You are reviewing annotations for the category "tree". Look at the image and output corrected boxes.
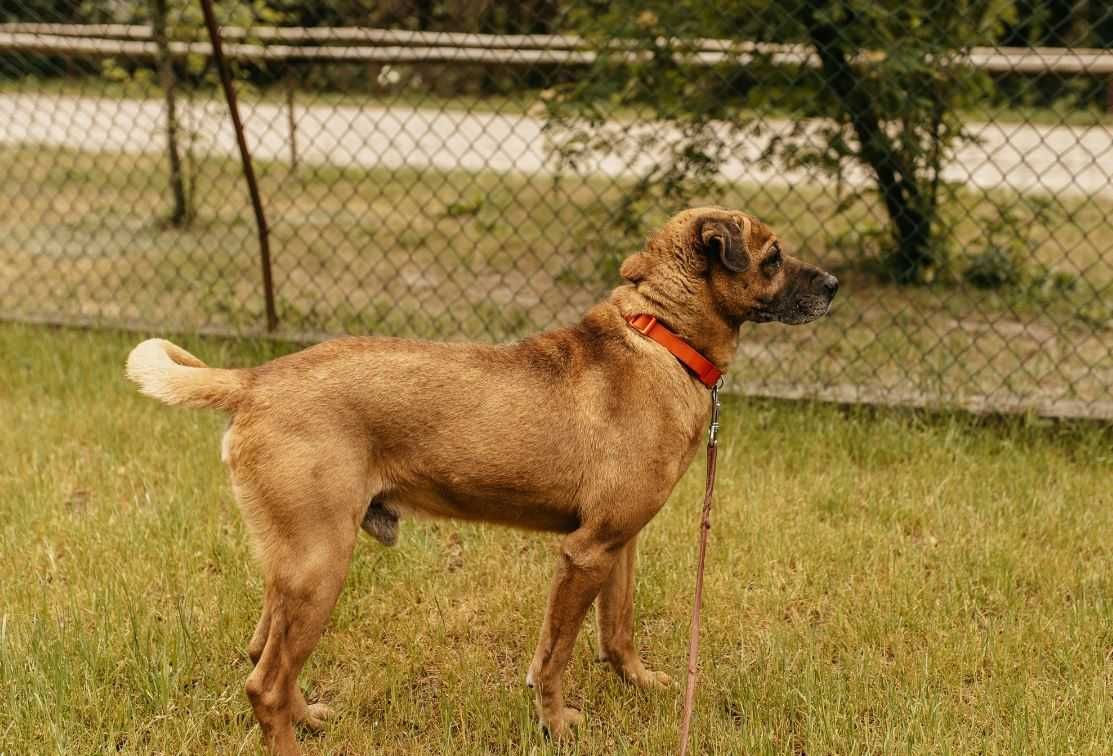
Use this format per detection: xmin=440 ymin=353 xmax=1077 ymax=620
xmin=83 ymin=0 xmax=288 ymax=225
xmin=545 ymin=0 xmax=1017 ymax=283
xmin=149 ymin=0 xmax=188 ymax=227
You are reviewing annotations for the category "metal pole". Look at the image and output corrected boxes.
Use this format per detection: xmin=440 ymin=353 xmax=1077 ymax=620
xmin=198 ymin=0 xmax=278 ymax=331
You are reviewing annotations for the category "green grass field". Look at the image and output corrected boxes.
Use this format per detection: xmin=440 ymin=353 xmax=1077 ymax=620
xmin=1 ymin=322 xmax=1111 ymax=754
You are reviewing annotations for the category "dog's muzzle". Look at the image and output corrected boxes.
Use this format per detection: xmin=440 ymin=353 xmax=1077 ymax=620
xmin=776 ymin=270 xmax=839 ymax=325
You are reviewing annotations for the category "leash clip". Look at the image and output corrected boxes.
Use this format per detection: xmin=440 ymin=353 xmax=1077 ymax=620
xmin=707 ymin=378 xmax=723 ymax=448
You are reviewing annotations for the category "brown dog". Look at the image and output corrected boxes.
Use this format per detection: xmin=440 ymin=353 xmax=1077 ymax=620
xmin=126 ymin=206 xmax=837 ymax=754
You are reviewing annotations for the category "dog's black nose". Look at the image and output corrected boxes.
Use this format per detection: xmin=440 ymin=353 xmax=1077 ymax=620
xmin=822 ymin=274 xmax=839 ymax=297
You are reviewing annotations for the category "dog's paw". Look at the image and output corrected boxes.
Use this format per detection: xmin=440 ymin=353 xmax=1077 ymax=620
xmin=612 ymin=658 xmax=672 ymax=689
xmin=298 ymin=702 xmax=334 ymax=732
xmin=541 ymin=706 xmax=583 ymax=740
xmin=633 ymin=668 xmax=672 ymax=689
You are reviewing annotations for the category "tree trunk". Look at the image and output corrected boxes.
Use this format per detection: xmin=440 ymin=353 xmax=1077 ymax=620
xmin=802 ymin=0 xmax=935 ymax=282
xmin=150 ymin=0 xmax=188 ymax=227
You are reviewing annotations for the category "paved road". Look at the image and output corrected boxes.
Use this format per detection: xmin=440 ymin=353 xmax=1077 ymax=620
xmin=2 ymin=93 xmax=1111 ymax=197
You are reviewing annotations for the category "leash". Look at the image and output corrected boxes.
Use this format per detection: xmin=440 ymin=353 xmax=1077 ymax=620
xmin=678 ymin=379 xmax=722 ymax=756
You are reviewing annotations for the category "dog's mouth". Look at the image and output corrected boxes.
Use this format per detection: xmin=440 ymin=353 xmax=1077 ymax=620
xmin=776 ymin=295 xmax=835 ymax=325
xmin=774 ymin=287 xmax=838 ymax=325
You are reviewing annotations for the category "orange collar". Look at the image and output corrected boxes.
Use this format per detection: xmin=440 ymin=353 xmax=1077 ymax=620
xmin=625 ymin=314 xmax=723 ymax=389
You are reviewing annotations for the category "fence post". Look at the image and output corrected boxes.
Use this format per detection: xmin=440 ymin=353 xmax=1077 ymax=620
xmin=198 ymin=0 xmax=278 ymax=332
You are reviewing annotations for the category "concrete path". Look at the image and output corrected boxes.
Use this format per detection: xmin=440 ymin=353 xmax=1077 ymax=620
xmin=2 ymin=93 xmax=1111 ymax=197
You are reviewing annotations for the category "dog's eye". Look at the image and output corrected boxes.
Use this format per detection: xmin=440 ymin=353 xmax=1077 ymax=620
xmin=763 ymin=244 xmax=782 ymax=274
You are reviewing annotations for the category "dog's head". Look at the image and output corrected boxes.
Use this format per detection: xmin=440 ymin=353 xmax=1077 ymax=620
xmin=620 ymin=207 xmax=838 ymax=327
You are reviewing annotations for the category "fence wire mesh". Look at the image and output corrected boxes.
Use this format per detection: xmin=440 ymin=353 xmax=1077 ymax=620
xmin=1 ymin=2 xmax=1112 ymax=418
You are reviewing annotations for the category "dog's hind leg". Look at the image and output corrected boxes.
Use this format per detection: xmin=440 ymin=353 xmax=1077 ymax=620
xmin=594 ymin=535 xmax=671 ymax=688
xmin=246 ymin=522 xmax=356 ymax=755
xmin=249 ymin=580 xmax=339 ymax=738
xmin=238 ymin=454 xmax=364 ymax=756
xmin=248 ymin=586 xmax=332 ymax=733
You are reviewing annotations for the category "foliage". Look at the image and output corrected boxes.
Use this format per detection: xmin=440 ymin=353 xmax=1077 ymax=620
xmin=0 ymin=0 xmax=75 ymax=22
xmin=544 ymin=0 xmax=1019 ymax=283
xmin=963 ymin=197 xmax=1078 ymax=300
xmin=964 ymin=246 xmax=1024 ymax=289
xmin=271 ymin=0 xmax=562 ymax=34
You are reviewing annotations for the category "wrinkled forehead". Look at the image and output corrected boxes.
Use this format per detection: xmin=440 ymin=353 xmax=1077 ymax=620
xmin=667 ymin=206 xmax=779 ymax=257
xmin=736 ymin=212 xmax=777 ymax=256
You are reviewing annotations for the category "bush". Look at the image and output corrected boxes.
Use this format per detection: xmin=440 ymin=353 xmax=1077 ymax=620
xmin=964 ymin=247 xmax=1024 ymax=290
xmin=962 ymin=197 xmax=1074 ymax=294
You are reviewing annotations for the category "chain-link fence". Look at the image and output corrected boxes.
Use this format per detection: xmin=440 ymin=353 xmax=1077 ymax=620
xmin=2 ymin=2 xmax=1112 ymax=418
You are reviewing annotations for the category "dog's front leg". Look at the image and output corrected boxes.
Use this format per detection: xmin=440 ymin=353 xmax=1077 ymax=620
xmin=595 ymin=535 xmax=672 ymax=688
xmin=527 ymin=528 xmax=624 ymax=739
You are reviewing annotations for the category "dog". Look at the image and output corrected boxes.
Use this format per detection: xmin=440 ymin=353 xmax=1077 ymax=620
xmin=126 ymin=206 xmax=837 ymax=754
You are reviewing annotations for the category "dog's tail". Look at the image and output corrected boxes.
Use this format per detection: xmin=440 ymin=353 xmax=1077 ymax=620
xmin=126 ymin=339 xmax=246 ymax=411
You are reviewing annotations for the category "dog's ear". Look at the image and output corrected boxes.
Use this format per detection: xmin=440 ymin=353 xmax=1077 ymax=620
xmin=619 ymin=252 xmax=650 ymax=283
xmin=698 ymin=216 xmax=748 ymax=273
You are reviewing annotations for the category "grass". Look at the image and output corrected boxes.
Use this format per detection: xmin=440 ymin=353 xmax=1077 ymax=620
xmin=1 ymin=321 xmax=1112 ymax=754
xmin=2 ymin=143 xmax=1112 ymax=416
